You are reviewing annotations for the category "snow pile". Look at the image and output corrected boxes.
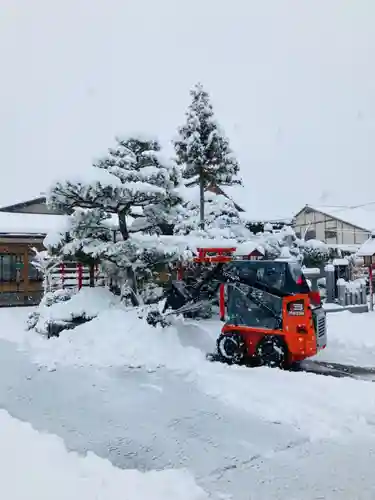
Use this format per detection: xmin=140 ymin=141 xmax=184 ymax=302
xmin=22 ymin=309 xmax=205 ymax=371
xmin=315 ymin=311 xmax=375 ymax=368
xmin=29 ymin=287 xmax=120 ymax=335
xmin=0 ymin=409 xmax=207 ymax=500
xmin=40 ymin=287 xmax=119 ymax=321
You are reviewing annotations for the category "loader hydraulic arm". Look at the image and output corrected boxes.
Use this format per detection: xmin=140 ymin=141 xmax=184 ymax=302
xmin=146 ymin=261 xmax=290 ymax=327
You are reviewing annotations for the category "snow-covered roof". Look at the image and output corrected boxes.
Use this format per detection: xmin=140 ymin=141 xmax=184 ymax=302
xmin=234 ymin=241 xmax=265 ymax=256
xmin=304 ymin=205 xmax=375 ymax=232
xmin=357 ymin=235 xmax=375 ymax=257
xmin=0 ymin=213 xmax=70 ymax=236
xmin=0 ymin=195 xmax=46 ymax=213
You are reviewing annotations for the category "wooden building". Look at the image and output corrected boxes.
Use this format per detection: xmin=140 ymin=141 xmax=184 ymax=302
xmin=0 ymin=198 xmax=66 ymax=306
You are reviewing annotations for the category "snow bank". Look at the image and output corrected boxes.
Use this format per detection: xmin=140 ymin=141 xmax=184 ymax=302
xmin=39 ymin=287 xmax=119 ymax=323
xmin=0 ymin=409 xmax=207 ymax=500
xmin=196 ymin=362 xmax=375 ymax=441
xmin=22 ymin=309 xmax=205 ymax=371
xmin=315 ymin=311 xmax=375 ymax=368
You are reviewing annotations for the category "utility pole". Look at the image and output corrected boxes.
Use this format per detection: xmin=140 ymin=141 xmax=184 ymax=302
xmin=199 ymin=165 xmax=205 ymax=230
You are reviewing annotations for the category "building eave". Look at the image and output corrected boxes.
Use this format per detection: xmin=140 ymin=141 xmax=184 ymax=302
xmin=0 ymin=196 xmax=47 ymax=213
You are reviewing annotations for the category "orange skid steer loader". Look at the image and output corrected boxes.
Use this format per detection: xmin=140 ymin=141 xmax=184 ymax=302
xmin=147 ymin=247 xmax=327 ymax=369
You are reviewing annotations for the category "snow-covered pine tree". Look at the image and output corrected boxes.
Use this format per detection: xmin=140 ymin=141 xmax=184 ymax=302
xmin=49 ymin=135 xmax=182 ymax=241
xmin=47 ymin=135 xmax=187 ymax=303
xmin=44 ymin=207 xmax=113 ymax=268
xmin=174 ymin=189 xmax=250 ymax=241
xmin=95 ymin=135 xmax=184 ymax=236
xmin=174 ymin=83 xmax=241 ymax=228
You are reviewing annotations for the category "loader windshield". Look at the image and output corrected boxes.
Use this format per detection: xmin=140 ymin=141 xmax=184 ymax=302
xmin=226 ymin=283 xmax=283 ymax=330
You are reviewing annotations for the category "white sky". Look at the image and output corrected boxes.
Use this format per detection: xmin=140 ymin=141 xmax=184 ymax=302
xmin=1 ymin=0 xmax=374 ymax=220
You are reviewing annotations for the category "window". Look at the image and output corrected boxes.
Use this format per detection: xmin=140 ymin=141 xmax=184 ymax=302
xmin=325 ymin=219 xmax=337 ymax=229
xmin=304 ymin=230 xmax=316 ymax=241
xmin=0 ymin=254 xmax=24 ymax=282
xmin=325 ymin=229 xmax=337 ymax=240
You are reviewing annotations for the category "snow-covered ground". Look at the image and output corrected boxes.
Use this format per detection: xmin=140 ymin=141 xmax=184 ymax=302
xmin=314 ymin=310 xmax=375 ymax=368
xmin=0 ymin=409 xmax=207 ymax=500
xmin=1 ymin=300 xmax=375 ymax=498
xmin=1 ymin=302 xmax=375 ymax=441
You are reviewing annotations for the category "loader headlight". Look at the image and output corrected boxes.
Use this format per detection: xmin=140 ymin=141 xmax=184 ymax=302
xmin=296 ymin=325 xmax=308 ymax=334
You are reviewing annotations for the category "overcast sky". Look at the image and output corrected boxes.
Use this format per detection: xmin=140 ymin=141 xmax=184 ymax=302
xmin=1 ymin=0 xmax=374 ymax=220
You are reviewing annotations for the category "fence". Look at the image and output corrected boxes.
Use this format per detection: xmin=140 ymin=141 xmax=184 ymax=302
xmin=46 ymin=262 xmax=104 ymax=292
xmin=336 ymin=278 xmax=367 ymax=307
xmin=303 ymin=264 xmax=368 ymax=310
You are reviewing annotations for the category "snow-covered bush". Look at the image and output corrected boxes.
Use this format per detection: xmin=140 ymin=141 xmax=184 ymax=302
xmin=299 ymin=238 xmax=330 ymax=267
xmin=27 ymin=288 xmax=76 ymax=331
xmin=232 ymin=226 xmax=328 ymax=266
xmin=140 ymin=282 xmax=165 ymax=305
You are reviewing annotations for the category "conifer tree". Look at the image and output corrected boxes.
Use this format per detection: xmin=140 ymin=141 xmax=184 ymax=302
xmin=174 ymin=83 xmax=241 ymax=228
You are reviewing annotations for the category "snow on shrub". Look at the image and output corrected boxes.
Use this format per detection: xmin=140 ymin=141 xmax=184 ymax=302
xmin=299 ymin=238 xmax=329 ymax=267
xmin=28 ymin=287 xmax=120 ymax=336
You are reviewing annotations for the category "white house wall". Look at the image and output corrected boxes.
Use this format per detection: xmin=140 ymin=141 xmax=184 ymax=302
xmin=294 ymin=208 xmax=370 ymax=245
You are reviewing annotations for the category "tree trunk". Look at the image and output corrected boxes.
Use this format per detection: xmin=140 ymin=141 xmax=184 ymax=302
xmin=89 ymin=264 xmax=95 ymax=287
xmin=117 ymin=208 xmax=139 ymax=306
xmin=118 ymin=209 xmax=129 ymax=241
xmin=199 ymin=167 xmax=205 ymax=230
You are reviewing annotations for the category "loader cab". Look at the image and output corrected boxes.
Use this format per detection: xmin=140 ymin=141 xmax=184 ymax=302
xmin=225 ymin=260 xmax=312 ymax=297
